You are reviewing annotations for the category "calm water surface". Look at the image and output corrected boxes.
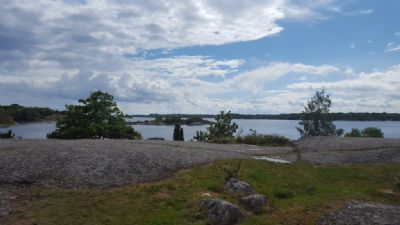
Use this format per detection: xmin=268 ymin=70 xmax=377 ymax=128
xmin=1 ymin=118 xmax=400 ymax=140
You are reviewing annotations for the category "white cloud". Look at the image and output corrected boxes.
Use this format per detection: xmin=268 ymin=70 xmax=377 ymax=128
xmin=386 ymin=42 xmax=400 ymax=52
xmin=224 ymin=62 xmax=339 ymax=92
xmin=350 ymin=42 xmax=356 ymax=49
xmin=287 ymin=65 xmax=400 ymax=112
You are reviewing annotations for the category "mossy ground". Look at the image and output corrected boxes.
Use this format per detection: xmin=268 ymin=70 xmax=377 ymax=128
xmin=6 ymin=160 xmax=400 ymax=225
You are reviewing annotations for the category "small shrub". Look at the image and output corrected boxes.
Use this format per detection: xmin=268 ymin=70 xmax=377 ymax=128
xmin=236 ymin=129 xmax=291 ymax=147
xmin=223 ymin=160 xmax=242 ymax=182
xmin=273 ymin=188 xmax=295 ymax=199
xmin=344 ymin=128 xmax=362 ymax=137
xmin=193 ymin=130 xmax=209 ymax=142
xmin=0 ymin=129 xmax=15 ymax=138
xmin=362 ymin=127 xmax=384 ymax=138
xmin=344 ymin=127 xmax=384 ymax=138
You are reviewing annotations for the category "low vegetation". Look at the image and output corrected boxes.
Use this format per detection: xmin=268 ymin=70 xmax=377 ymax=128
xmin=236 ymin=130 xmax=292 ymax=147
xmin=344 ymin=127 xmax=384 ymax=138
xmin=5 ymin=160 xmax=400 ymax=225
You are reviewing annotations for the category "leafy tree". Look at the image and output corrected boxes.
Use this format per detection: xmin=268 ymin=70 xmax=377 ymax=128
xmin=47 ymin=91 xmax=142 ymax=139
xmin=194 ymin=111 xmax=238 ymax=142
xmin=0 ymin=108 xmax=15 ymax=126
xmin=344 ymin=128 xmax=362 ymax=137
xmin=173 ymin=124 xmax=184 ymax=141
xmin=297 ymin=90 xmax=343 ymax=138
xmin=361 ymin=127 xmax=384 ymax=138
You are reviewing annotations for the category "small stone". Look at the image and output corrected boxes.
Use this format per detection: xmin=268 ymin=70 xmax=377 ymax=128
xmin=239 ymin=194 xmax=267 ymax=214
xmin=201 ymin=192 xmax=212 ymax=198
xmin=201 ymin=198 xmax=245 ymax=225
xmin=225 ymin=178 xmax=255 ymax=196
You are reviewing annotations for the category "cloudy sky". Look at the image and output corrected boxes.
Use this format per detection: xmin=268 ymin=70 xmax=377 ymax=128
xmin=1 ymin=0 xmax=400 ymax=114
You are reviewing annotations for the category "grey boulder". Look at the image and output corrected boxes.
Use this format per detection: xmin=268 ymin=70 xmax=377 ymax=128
xmin=201 ymin=198 xmax=245 ymax=225
xmin=225 ymin=178 xmax=255 ymax=196
xmin=239 ymin=194 xmax=267 ymax=214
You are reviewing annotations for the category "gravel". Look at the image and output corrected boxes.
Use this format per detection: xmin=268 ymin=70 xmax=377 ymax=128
xmin=0 ymin=139 xmax=251 ymax=188
xmin=295 ymin=137 xmax=400 ymax=164
xmin=318 ymin=201 xmax=400 ymax=225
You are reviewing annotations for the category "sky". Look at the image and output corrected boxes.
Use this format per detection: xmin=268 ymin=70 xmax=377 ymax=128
xmin=1 ymin=0 xmax=400 ymax=114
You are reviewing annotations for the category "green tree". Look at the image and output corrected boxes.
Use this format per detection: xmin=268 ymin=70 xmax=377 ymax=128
xmin=361 ymin=127 xmax=384 ymax=138
xmin=47 ymin=91 xmax=142 ymax=139
xmin=0 ymin=108 xmax=15 ymax=126
xmin=194 ymin=111 xmax=238 ymax=142
xmin=297 ymin=90 xmax=343 ymax=138
xmin=344 ymin=128 xmax=362 ymax=137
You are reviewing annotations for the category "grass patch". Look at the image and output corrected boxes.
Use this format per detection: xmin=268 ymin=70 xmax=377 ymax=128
xmin=5 ymin=160 xmax=400 ymax=225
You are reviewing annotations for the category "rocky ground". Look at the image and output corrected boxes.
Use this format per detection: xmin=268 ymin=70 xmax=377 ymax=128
xmin=0 ymin=137 xmax=400 ymax=223
xmin=317 ymin=201 xmax=400 ymax=225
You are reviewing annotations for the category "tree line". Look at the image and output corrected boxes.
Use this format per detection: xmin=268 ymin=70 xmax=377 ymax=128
xmin=0 ymin=104 xmax=62 ymax=125
xmin=146 ymin=112 xmax=400 ymax=121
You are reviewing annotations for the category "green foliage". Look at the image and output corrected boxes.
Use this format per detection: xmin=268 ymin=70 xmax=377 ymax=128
xmin=209 ymin=111 xmax=238 ymax=138
xmin=193 ymin=130 xmax=209 ymax=142
xmin=184 ymin=116 xmax=205 ymax=125
xmin=344 ymin=127 xmax=384 ymax=138
xmin=236 ymin=129 xmax=291 ymax=147
xmin=194 ymin=111 xmax=238 ymax=142
xmin=223 ymin=160 xmax=242 ymax=182
xmin=297 ymin=90 xmax=343 ymax=138
xmin=47 ymin=91 xmax=142 ymax=140
xmin=344 ymin=128 xmax=362 ymax=137
xmin=361 ymin=127 xmax=384 ymax=138
xmin=163 ymin=116 xmax=182 ymax=125
xmin=173 ymin=124 xmax=184 ymax=141
xmin=0 ymin=104 xmax=60 ymax=123
xmin=0 ymin=108 xmax=15 ymax=126
xmin=0 ymin=129 xmax=15 ymax=138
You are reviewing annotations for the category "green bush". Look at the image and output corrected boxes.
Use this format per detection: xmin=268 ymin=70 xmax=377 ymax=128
xmin=344 ymin=127 xmax=384 ymax=138
xmin=0 ymin=129 xmax=15 ymax=138
xmin=236 ymin=129 xmax=291 ymax=147
xmin=344 ymin=128 xmax=362 ymax=137
xmin=362 ymin=127 xmax=384 ymax=138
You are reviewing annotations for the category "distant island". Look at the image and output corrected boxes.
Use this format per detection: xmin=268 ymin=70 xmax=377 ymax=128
xmin=0 ymin=104 xmax=63 ymax=127
xmin=131 ymin=112 xmax=400 ymax=121
xmin=127 ymin=116 xmax=212 ymax=126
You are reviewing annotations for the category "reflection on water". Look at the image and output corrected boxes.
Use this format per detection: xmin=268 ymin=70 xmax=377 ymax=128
xmin=1 ymin=118 xmax=400 ymax=140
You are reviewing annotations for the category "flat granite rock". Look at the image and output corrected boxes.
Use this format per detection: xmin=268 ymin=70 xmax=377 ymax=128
xmin=318 ymin=201 xmax=400 ymax=225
